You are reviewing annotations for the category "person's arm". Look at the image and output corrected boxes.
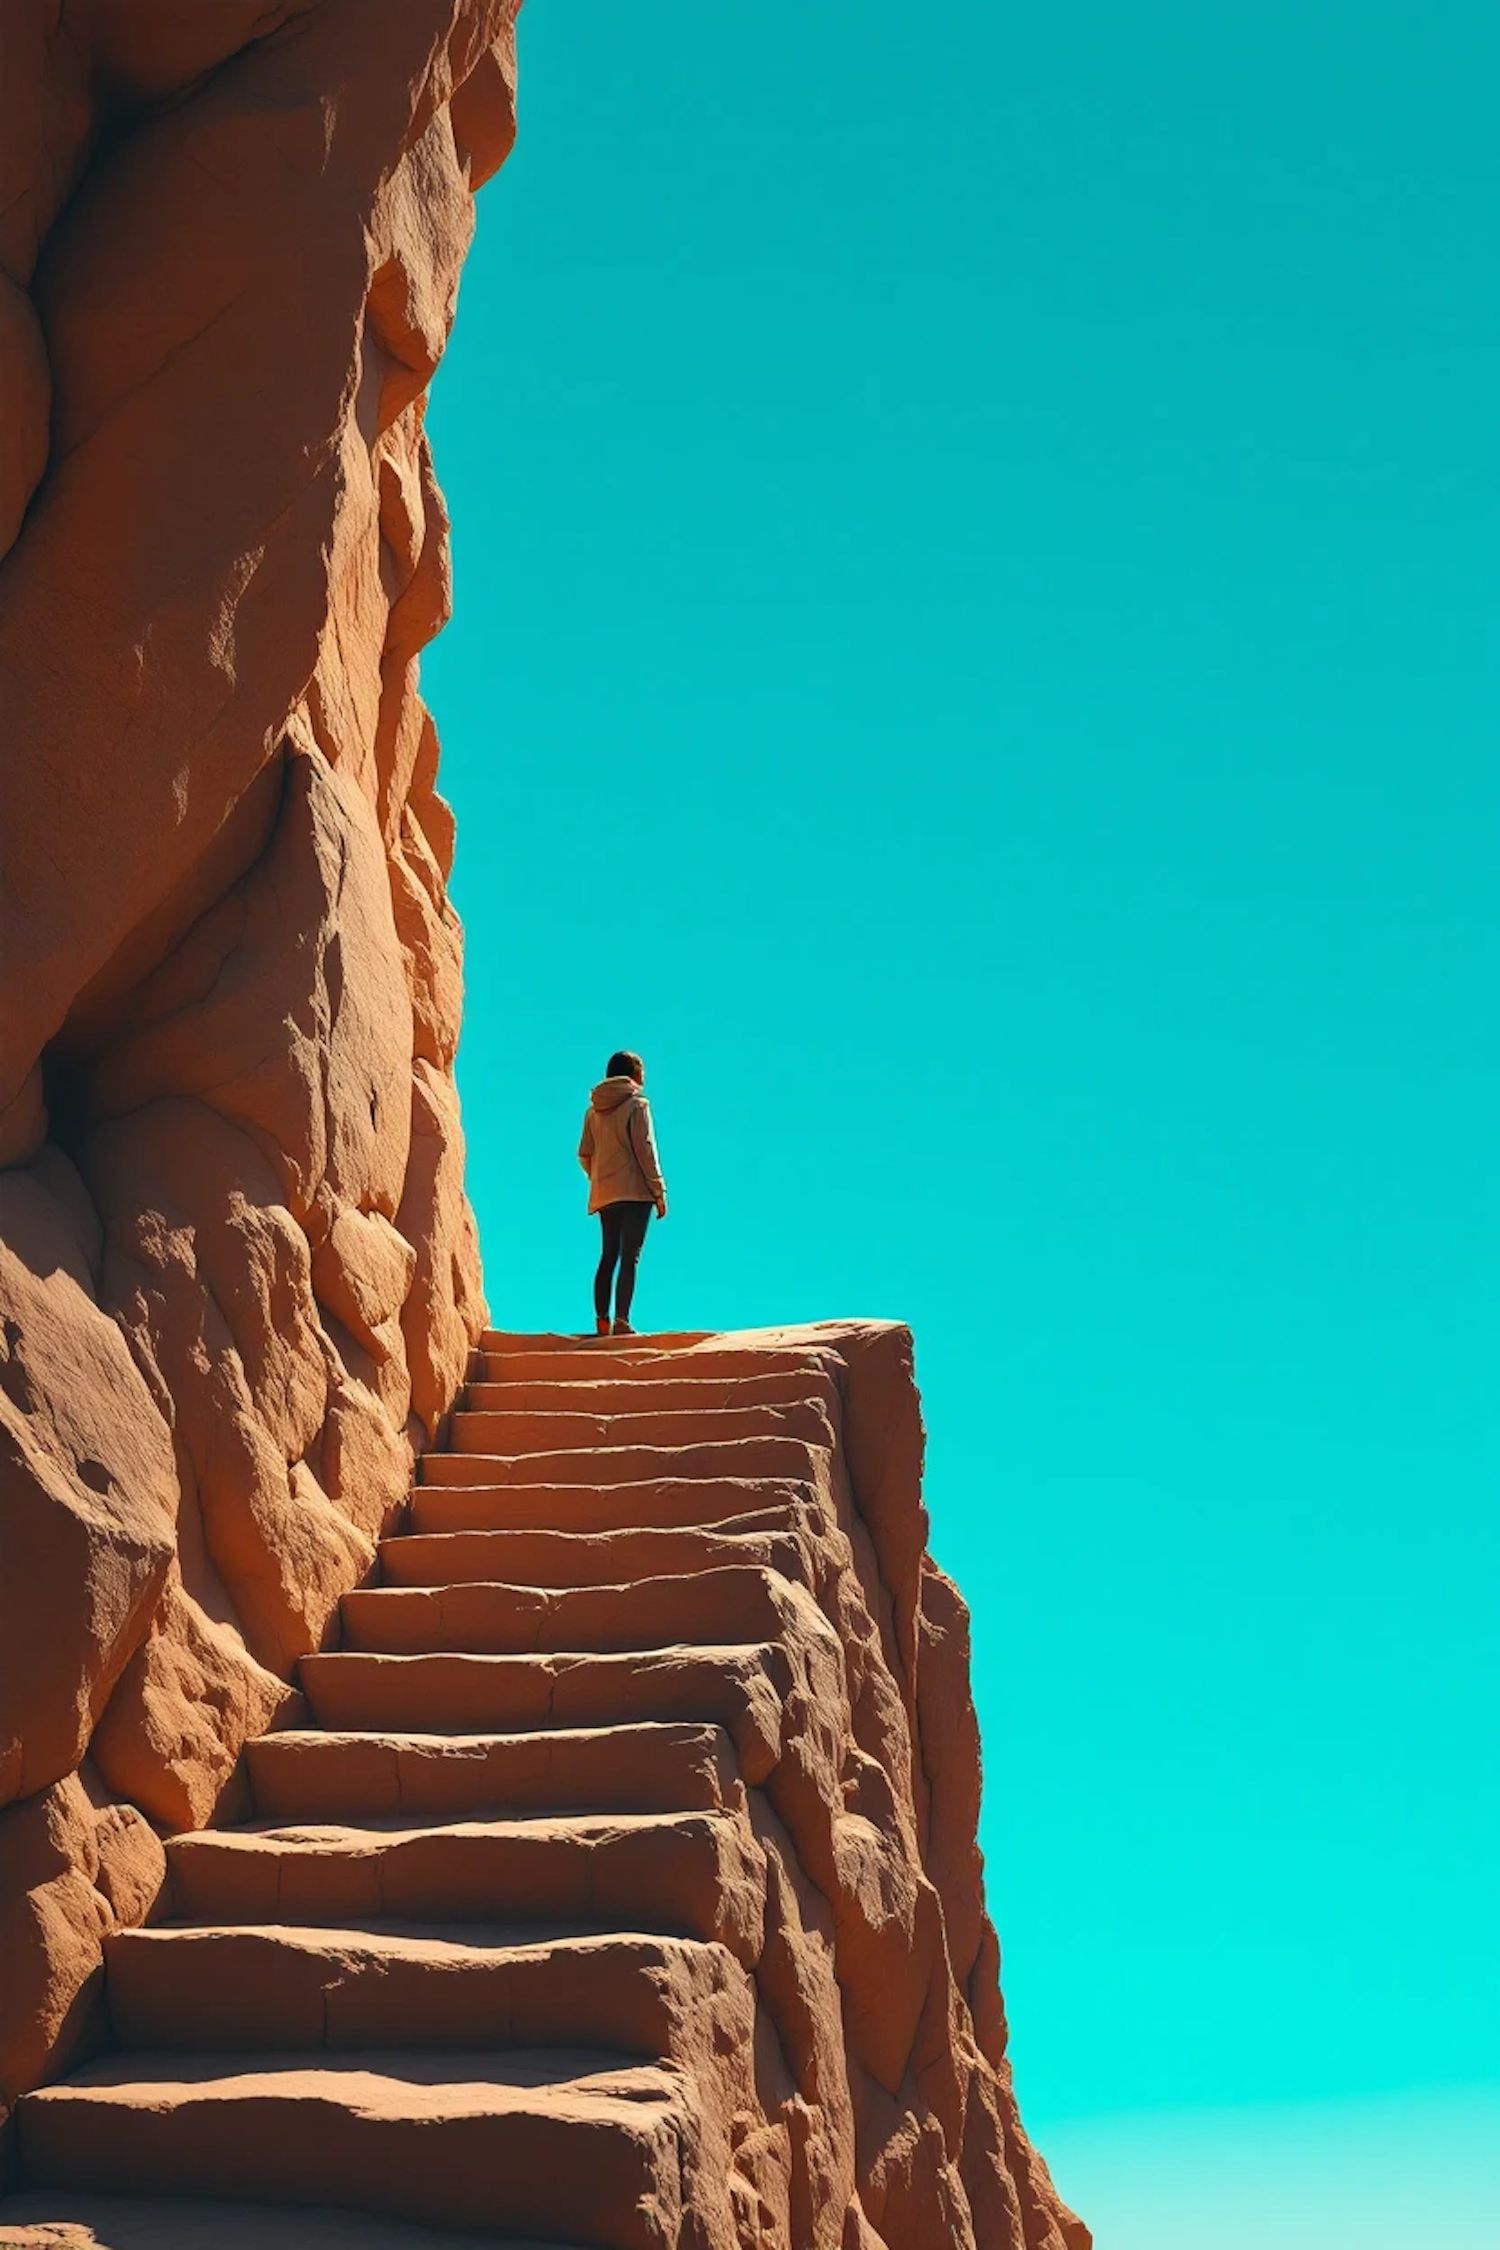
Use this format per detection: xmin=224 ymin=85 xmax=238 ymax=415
xmin=578 ymin=1110 xmax=595 ymax=1175
xmin=628 ymin=1099 xmax=667 ymax=1214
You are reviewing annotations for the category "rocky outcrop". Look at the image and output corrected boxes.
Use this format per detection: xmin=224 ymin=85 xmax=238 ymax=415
xmin=0 ymin=9 xmax=1087 ymax=2243
xmin=0 ymin=0 xmax=509 ymax=2125
xmin=5 ymin=1324 xmax=1087 ymax=2249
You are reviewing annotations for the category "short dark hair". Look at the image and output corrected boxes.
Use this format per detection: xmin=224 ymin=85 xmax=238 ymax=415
xmin=607 ymin=1050 xmax=644 ymax=1082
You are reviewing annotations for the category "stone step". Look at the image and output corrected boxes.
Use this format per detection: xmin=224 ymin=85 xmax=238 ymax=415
xmin=479 ymin=1328 xmax=713 ymax=1355
xmin=339 ymin=1567 xmax=790 ymax=1657
xmin=449 ymin=1399 xmax=831 ymax=1455
xmin=164 ymin=1812 xmax=766 ymax=1960
xmin=296 ymin=1648 xmax=789 ymax=1778
xmin=422 ymin=1434 xmax=825 ymax=1489
xmin=473 ymin=1339 xmax=710 ymax=1384
xmin=16 ymin=2050 xmax=692 ymax=2247
xmin=474 ymin=1340 xmax=835 ymax=1386
xmin=466 ymin=1369 xmax=829 ymax=1414
xmin=0 ymin=2191 xmax=573 ymax=2249
xmin=377 ymin=1519 xmax=806 ymax=1591
xmin=106 ymin=1922 xmax=745 ymax=2060
xmin=246 ymin=1722 xmax=739 ymax=1821
xmin=408 ymin=1474 xmax=810 ymax=1537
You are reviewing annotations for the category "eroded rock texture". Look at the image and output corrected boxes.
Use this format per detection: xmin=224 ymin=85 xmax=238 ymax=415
xmin=0 ymin=11 xmax=1087 ymax=2246
xmin=6 ymin=1325 xmax=1086 ymax=2248
xmin=0 ymin=0 xmax=506 ymax=2122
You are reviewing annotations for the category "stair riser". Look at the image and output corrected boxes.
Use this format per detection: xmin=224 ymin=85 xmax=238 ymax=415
xmin=466 ymin=1371 xmax=829 ymax=1413
xmin=165 ymin=1822 xmax=767 ymax=1963
xmin=449 ymin=1403 xmax=832 ymax=1455
xmin=377 ymin=1523 xmax=807 ymax=1590
xmin=246 ymin=1723 xmax=739 ymax=1820
xmin=423 ymin=1437 xmax=825 ymax=1489
xmin=107 ymin=1928 xmax=746 ymax=2059
xmin=296 ymin=1651 xmax=787 ymax=1781
xmin=475 ymin=1345 xmax=834 ymax=1385
xmin=339 ymin=1568 xmax=788 ymax=1657
xmin=18 ymin=2094 xmax=684 ymax=2248
xmin=408 ymin=1476 xmax=812 ymax=1535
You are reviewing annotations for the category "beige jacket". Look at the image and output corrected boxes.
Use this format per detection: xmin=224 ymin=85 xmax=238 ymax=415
xmin=579 ymin=1077 xmax=667 ymax=1214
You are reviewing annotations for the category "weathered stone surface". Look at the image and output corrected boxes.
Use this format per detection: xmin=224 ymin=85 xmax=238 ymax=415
xmin=0 ymin=1774 xmax=166 ymax=2116
xmin=0 ymin=1779 xmax=111 ymax=2113
xmin=0 ymin=1162 xmax=176 ymax=1806
xmin=0 ymin=0 xmax=506 ymax=2129
xmin=0 ymin=10 xmax=1084 ymax=2243
xmin=5 ymin=1323 xmax=1087 ymax=2246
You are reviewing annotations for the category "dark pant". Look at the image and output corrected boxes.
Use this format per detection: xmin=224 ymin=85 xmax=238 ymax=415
xmin=595 ymin=1199 xmax=653 ymax=1322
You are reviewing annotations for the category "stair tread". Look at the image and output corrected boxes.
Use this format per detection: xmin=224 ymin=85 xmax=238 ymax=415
xmin=32 ymin=2052 xmax=679 ymax=2097
xmin=18 ymin=2059 xmax=690 ymax=2245
xmin=163 ymin=1802 xmax=767 ymax=1956
xmin=408 ymin=1475 xmax=812 ymax=1534
xmin=302 ymin=1641 xmax=777 ymax=1669
xmin=175 ymin=1806 xmax=741 ymax=1846
xmin=377 ymin=1521 xmax=806 ymax=1589
xmin=454 ymin=1400 xmax=825 ymax=1424
xmin=114 ymin=1920 xmax=723 ymax=1961
xmin=250 ymin=1720 xmax=729 ymax=1751
xmin=292 ymin=1646 xmax=787 ymax=1780
xmin=477 ymin=1332 xmax=836 ymax=1367
xmin=298 ymin=1643 xmax=783 ymax=1708
xmin=163 ymin=1804 xmax=764 ymax=1911
xmin=449 ymin=1405 xmax=829 ymax=1452
xmin=347 ymin=1563 xmax=781 ymax=1599
xmin=480 ymin=1329 xmax=714 ymax=1351
xmin=245 ymin=1717 xmax=738 ymax=1822
xmin=422 ymin=1438 xmax=824 ymax=1496
xmin=28 ymin=2045 xmax=681 ymax=2107
xmin=466 ymin=1371 xmax=827 ymax=1407
xmin=474 ymin=1354 xmax=837 ymax=1391
xmin=338 ymin=1567 xmax=789 ymax=1657
xmin=103 ymin=1919 xmax=747 ymax=2066
xmin=0 ymin=2192 xmax=575 ymax=2249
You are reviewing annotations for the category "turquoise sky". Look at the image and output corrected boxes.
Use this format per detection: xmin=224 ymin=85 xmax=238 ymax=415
xmin=424 ymin=3 xmax=1498 ymax=2233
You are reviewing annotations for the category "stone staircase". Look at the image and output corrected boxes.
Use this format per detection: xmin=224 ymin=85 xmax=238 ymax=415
xmin=10 ymin=1331 xmax=842 ymax=2248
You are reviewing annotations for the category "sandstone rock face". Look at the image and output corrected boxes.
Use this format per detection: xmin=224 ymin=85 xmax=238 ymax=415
xmin=1 ymin=12 xmax=1086 ymax=2243
xmin=1 ymin=0 xmax=505 ymax=2122
xmin=5 ymin=1325 xmax=1087 ymax=2248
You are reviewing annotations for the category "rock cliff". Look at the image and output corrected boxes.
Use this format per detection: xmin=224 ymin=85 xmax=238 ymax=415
xmin=0 ymin=0 xmax=505 ymax=2120
xmin=0 ymin=8 xmax=1086 ymax=2245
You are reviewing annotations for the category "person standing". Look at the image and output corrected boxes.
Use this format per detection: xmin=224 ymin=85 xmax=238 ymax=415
xmin=578 ymin=1050 xmax=668 ymax=1336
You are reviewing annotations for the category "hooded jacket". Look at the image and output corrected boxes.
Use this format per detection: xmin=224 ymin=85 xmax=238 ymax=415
xmin=578 ymin=1077 xmax=667 ymax=1214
